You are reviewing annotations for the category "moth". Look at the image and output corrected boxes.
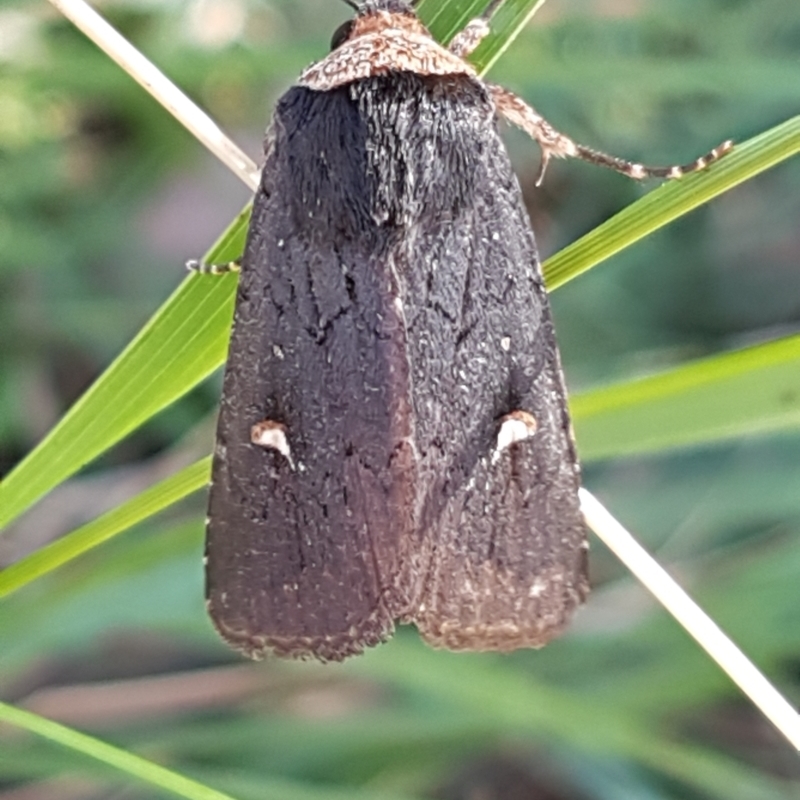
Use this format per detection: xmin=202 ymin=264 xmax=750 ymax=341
xmin=202 ymin=0 xmax=731 ymax=661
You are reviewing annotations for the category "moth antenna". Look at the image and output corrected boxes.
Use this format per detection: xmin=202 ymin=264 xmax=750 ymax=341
xmin=341 ymin=0 xmax=359 ymax=10
xmin=187 ymin=258 xmax=241 ymax=275
xmin=573 ymin=140 xmax=735 ymax=180
xmin=490 ymin=84 xmax=733 ymax=184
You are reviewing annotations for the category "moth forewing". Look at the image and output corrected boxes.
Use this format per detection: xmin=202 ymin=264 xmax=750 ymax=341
xmin=205 ymin=0 xmax=730 ymax=662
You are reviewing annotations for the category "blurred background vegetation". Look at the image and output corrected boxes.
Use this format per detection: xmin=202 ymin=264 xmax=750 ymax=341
xmin=1 ymin=0 xmax=799 ymax=798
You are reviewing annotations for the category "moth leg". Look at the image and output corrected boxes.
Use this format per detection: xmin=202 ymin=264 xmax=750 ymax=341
xmin=448 ymin=0 xmax=504 ymax=58
xmin=489 ymin=84 xmax=734 ymax=185
xmin=186 ymin=258 xmax=242 ymax=275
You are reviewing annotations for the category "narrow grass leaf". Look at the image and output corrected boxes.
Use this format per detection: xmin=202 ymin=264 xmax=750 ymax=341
xmin=0 ymin=700 xmax=417 ymax=800
xmin=0 ymin=700 xmax=237 ymax=800
xmin=573 ymin=332 xmax=800 ymax=461
xmin=0 ymin=458 xmax=211 ymax=599
xmin=0 ymin=214 xmax=244 ymax=531
xmin=419 ymin=0 xmax=548 ymax=74
xmin=545 ymin=116 xmax=800 ymax=290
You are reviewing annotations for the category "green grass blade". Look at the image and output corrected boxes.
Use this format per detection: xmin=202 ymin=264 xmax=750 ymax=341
xmin=544 ymin=116 xmax=800 ymax=290
xmin=417 ymin=0 xmax=488 ymax=41
xmin=476 ymin=0 xmax=549 ymax=74
xmin=0 ymin=700 xmax=238 ymax=800
xmin=0 ymin=700 xmax=418 ymax=800
xmin=0 ymin=213 xmax=245 ymax=531
xmin=199 ymin=204 xmax=251 ymax=265
xmin=0 ymin=457 xmax=211 ymax=599
xmin=419 ymin=0 xmax=548 ymax=74
xmin=572 ymin=333 xmax=800 ymax=461
xmin=0 ymin=273 xmax=233 ymax=530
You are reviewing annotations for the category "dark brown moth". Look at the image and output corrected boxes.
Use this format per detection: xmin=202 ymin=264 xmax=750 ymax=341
xmin=202 ymin=0 xmax=732 ymax=662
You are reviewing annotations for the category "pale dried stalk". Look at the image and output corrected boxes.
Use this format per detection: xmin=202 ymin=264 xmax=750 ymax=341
xmin=47 ymin=0 xmax=259 ymax=190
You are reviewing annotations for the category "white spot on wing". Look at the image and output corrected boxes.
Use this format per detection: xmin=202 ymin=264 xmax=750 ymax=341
xmin=251 ymin=419 xmax=295 ymax=469
xmin=528 ymin=577 xmax=547 ymax=598
xmin=492 ymin=410 xmax=538 ymax=464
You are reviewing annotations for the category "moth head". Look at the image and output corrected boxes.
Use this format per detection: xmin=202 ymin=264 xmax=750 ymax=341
xmin=339 ymin=0 xmax=418 ymax=13
xmin=332 ymin=0 xmax=422 ymax=51
xmin=303 ymin=0 xmax=465 ymax=90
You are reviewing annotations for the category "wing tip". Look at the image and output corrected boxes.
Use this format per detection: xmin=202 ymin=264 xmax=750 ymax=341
xmin=208 ymin=605 xmax=395 ymax=663
xmin=412 ymin=576 xmax=589 ymax=652
xmin=415 ymin=611 xmax=581 ymax=652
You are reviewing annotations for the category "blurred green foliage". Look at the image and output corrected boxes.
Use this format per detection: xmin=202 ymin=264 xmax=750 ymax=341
xmin=1 ymin=0 xmax=799 ymax=798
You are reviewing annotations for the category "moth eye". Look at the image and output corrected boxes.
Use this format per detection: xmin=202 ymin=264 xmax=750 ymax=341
xmin=330 ymin=20 xmax=355 ymax=51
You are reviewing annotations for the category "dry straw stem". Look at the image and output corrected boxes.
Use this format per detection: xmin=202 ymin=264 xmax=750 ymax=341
xmin=46 ymin=0 xmax=259 ymax=190
xmin=580 ymin=489 xmax=800 ymax=751
xmin=41 ymin=0 xmax=800 ymax=751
